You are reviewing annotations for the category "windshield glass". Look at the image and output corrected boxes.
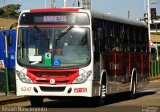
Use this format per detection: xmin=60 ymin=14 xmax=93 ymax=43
xmin=17 ymin=27 xmax=90 ymax=68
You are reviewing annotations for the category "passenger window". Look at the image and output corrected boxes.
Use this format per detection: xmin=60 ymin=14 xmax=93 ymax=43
xmin=7 ymin=34 xmax=13 ymax=46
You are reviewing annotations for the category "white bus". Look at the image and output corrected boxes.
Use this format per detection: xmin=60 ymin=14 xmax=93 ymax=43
xmin=16 ymin=8 xmax=149 ymax=106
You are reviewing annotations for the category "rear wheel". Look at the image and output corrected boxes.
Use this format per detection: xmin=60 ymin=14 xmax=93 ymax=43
xmin=30 ymin=96 xmax=43 ymax=107
xmin=130 ymin=77 xmax=137 ymax=99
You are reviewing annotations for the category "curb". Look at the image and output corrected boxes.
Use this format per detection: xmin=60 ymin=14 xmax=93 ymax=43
xmin=0 ymin=97 xmax=29 ymax=105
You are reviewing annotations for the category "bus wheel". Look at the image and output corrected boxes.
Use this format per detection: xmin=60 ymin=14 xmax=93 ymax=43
xmin=98 ymin=79 xmax=106 ymax=106
xmin=30 ymin=96 xmax=43 ymax=107
xmin=130 ymin=78 xmax=137 ymax=99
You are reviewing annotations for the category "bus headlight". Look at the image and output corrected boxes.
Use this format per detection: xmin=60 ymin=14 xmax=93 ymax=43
xmin=16 ymin=71 xmax=33 ymax=84
xmin=72 ymin=70 xmax=92 ymax=84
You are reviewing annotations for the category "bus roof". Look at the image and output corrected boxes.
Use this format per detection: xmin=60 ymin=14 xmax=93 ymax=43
xmin=92 ymin=11 xmax=147 ymax=28
xmin=19 ymin=8 xmax=147 ymax=28
xmin=29 ymin=8 xmax=79 ymax=13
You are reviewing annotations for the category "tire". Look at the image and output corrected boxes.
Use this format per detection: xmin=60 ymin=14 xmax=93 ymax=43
xmin=30 ymin=96 xmax=44 ymax=107
xmin=130 ymin=78 xmax=137 ymax=99
xmin=97 ymin=78 xmax=107 ymax=106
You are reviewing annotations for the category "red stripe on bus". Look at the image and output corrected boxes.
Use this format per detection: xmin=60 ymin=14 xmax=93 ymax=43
xmin=30 ymin=8 xmax=79 ymax=13
xmin=27 ymin=68 xmax=79 ymax=84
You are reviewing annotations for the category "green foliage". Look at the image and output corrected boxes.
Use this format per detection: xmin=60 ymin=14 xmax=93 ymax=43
xmin=0 ymin=8 xmax=4 ymax=15
xmin=0 ymin=4 xmax=21 ymax=18
xmin=157 ymin=15 xmax=160 ymax=19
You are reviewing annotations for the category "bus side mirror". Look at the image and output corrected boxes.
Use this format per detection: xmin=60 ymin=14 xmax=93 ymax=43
xmin=7 ymin=34 xmax=13 ymax=46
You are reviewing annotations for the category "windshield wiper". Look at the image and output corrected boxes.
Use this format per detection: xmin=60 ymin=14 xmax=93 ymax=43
xmin=56 ymin=25 xmax=73 ymax=40
xmin=53 ymin=25 xmax=73 ymax=58
xmin=30 ymin=61 xmax=40 ymax=65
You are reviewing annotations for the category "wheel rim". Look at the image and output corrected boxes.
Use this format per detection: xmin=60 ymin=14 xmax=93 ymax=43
xmin=132 ymin=80 xmax=136 ymax=95
xmin=101 ymin=83 xmax=106 ymax=99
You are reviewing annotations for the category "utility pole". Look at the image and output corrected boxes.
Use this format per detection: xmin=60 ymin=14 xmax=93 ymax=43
xmin=45 ymin=0 xmax=47 ymax=8
xmin=128 ymin=10 xmax=131 ymax=19
xmin=147 ymin=0 xmax=151 ymax=41
xmin=51 ymin=0 xmax=55 ymax=8
xmin=64 ymin=0 xmax=67 ymax=7
xmin=82 ymin=0 xmax=91 ymax=10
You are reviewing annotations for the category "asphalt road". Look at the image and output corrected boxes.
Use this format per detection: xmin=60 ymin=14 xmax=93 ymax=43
xmin=1 ymin=80 xmax=160 ymax=112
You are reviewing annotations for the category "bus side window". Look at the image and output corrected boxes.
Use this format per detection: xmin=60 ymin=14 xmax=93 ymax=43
xmin=121 ymin=25 xmax=125 ymax=52
xmin=92 ymin=20 xmax=100 ymax=53
xmin=122 ymin=25 xmax=128 ymax=52
xmin=141 ymin=29 xmax=145 ymax=53
xmin=135 ymin=28 xmax=140 ymax=52
xmin=98 ymin=27 xmax=104 ymax=52
xmin=114 ymin=23 xmax=121 ymax=52
xmin=104 ymin=22 xmax=109 ymax=51
xmin=143 ymin=29 xmax=149 ymax=53
xmin=109 ymin=23 xmax=114 ymax=51
xmin=129 ymin=26 xmax=135 ymax=52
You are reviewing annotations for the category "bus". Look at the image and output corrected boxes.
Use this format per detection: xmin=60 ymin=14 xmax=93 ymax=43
xmin=16 ymin=8 xmax=149 ymax=106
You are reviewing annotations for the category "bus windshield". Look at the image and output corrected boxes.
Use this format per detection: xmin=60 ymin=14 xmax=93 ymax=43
xmin=17 ymin=27 xmax=90 ymax=68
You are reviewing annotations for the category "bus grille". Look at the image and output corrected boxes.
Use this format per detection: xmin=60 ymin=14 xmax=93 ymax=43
xmin=40 ymin=86 xmax=66 ymax=92
xmin=27 ymin=68 xmax=79 ymax=85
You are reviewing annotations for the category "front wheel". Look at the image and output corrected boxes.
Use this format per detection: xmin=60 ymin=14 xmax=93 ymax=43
xmin=97 ymin=79 xmax=107 ymax=106
xmin=30 ymin=96 xmax=44 ymax=107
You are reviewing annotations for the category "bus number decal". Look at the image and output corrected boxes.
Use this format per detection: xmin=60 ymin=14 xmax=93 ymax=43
xmin=74 ymin=88 xmax=87 ymax=93
xmin=21 ymin=87 xmax=32 ymax=92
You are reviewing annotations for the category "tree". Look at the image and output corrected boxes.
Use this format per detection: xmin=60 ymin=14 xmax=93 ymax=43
xmin=0 ymin=4 xmax=21 ymax=18
xmin=0 ymin=8 xmax=4 ymax=16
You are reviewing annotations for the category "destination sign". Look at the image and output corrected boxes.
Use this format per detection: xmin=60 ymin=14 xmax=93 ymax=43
xmin=43 ymin=16 xmax=66 ymax=23
xmin=33 ymin=15 xmax=75 ymax=24
xmin=20 ymin=12 xmax=89 ymax=25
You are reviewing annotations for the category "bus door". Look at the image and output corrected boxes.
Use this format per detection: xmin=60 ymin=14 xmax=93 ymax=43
xmin=0 ymin=29 xmax=16 ymax=93
xmin=0 ymin=30 xmax=16 ymax=69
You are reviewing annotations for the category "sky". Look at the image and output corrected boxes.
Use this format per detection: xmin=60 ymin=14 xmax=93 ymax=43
xmin=0 ymin=0 xmax=160 ymax=19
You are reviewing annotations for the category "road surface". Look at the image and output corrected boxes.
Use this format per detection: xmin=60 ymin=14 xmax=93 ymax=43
xmin=1 ymin=80 xmax=160 ymax=112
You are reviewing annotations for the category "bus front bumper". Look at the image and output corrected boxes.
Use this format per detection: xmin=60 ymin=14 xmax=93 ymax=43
xmin=16 ymin=79 xmax=93 ymax=97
